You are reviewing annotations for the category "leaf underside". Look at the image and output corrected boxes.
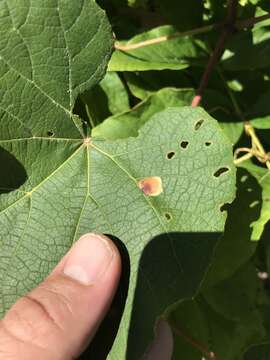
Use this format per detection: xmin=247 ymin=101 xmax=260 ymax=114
xmin=0 ymin=1 xmax=236 ymax=359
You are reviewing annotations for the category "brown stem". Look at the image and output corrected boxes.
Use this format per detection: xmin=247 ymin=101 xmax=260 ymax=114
xmin=191 ymin=30 xmax=230 ymax=107
xmin=115 ymin=23 xmax=221 ymax=51
xmin=171 ymin=323 xmax=221 ymax=360
xmin=191 ymin=0 xmax=238 ymax=107
xmin=114 ymin=12 xmax=270 ymax=52
xmin=236 ymin=12 xmax=270 ymax=30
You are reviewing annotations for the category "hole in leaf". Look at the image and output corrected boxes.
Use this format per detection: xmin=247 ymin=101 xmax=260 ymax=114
xmin=194 ymin=119 xmax=204 ymax=130
xmin=47 ymin=130 xmax=54 ymax=137
xmin=166 ymin=151 xmax=175 ymax=160
xmin=205 ymin=141 xmax=212 ymax=147
xmin=220 ymin=203 xmax=230 ymax=212
xmin=180 ymin=141 xmax=189 ymax=149
xmin=164 ymin=212 xmax=172 ymax=221
xmin=214 ymin=167 xmax=230 ymax=178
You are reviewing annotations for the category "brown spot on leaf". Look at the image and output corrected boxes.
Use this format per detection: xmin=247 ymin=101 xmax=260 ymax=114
xmin=138 ymin=176 xmax=163 ymax=196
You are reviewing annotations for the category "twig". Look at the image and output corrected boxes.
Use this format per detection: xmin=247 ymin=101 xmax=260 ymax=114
xmin=191 ymin=0 xmax=238 ymax=107
xmin=114 ymin=10 xmax=270 ymax=52
xmin=115 ymin=23 xmax=220 ymax=51
xmin=171 ymin=323 xmax=221 ymax=360
xmin=217 ymin=61 xmax=270 ymax=169
xmin=234 ymin=122 xmax=270 ymax=169
xmin=191 ymin=30 xmax=230 ymax=107
xmin=236 ymin=12 xmax=270 ymax=29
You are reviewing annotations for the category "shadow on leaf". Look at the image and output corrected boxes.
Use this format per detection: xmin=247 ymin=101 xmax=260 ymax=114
xmin=202 ymin=168 xmax=262 ymax=289
xmin=127 ymin=231 xmax=220 ymax=359
xmin=0 ymin=146 xmax=27 ymax=194
xmin=80 ymin=232 xmax=220 ymax=359
xmin=80 ymin=237 xmax=130 ymax=359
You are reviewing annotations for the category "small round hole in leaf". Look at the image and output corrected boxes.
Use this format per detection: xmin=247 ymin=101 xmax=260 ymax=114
xmin=220 ymin=203 xmax=229 ymax=212
xmin=214 ymin=167 xmax=230 ymax=178
xmin=47 ymin=130 xmax=54 ymax=137
xmin=166 ymin=151 xmax=175 ymax=160
xmin=205 ymin=141 xmax=212 ymax=147
xmin=194 ymin=119 xmax=204 ymax=130
xmin=164 ymin=212 xmax=172 ymax=221
xmin=180 ymin=141 xmax=189 ymax=149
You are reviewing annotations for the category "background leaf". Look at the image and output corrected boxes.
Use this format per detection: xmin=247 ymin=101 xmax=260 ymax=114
xmin=92 ymin=88 xmax=195 ymax=140
xmin=0 ymin=0 xmax=113 ymax=139
xmin=110 ymin=25 xmax=206 ymax=71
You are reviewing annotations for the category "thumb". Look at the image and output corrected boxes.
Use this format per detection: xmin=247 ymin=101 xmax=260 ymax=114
xmin=0 ymin=233 xmax=121 ymax=360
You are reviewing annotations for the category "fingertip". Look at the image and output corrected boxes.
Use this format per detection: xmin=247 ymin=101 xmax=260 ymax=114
xmin=52 ymin=233 xmax=122 ymax=284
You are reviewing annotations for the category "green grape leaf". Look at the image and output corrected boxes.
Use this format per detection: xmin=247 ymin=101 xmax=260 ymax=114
xmin=166 ymin=261 xmax=269 ymax=360
xmin=80 ymin=72 xmax=130 ymax=127
xmin=0 ymin=2 xmax=236 ymax=359
xmin=168 ymin=299 xmax=209 ymax=360
xmin=246 ymin=91 xmax=270 ymax=129
xmin=240 ymin=161 xmax=270 ymax=241
xmin=250 ymin=116 xmax=270 ymax=129
xmin=92 ymin=88 xmax=195 ymax=140
xmin=222 ymin=22 xmax=270 ymax=71
xmin=93 ymin=86 xmax=244 ymax=145
xmin=153 ymin=0 xmax=204 ymax=31
xmin=75 ymin=72 xmax=130 ymax=129
xmin=245 ymin=343 xmax=270 ymax=360
xmin=202 ymin=168 xmax=260 ymax=288
xmin=124 ymin=70 xmax=193 ymax=100
xmin=201 ymin=262 xmax=267 ymax=360
xmin=128 ymin=0 xmax=148 ymax=7
xmin=98 ymin=72 xmax=130 ymax=115
xmin=0 ymin=0 xmax=113 ymax=139
xmin=109 ymin=25 xmax=206 ymax=71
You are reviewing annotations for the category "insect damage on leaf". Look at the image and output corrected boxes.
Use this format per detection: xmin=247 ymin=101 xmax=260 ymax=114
xmin=138 ymin=176 xmax=163 ymax=196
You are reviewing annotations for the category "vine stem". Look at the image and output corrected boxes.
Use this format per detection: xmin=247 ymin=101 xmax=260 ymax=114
xmin=170 ymin=323 xmax=221 ymax=360
xmin=217 ymin=66 xmax=270 ymax=170
xmin=191 ymin=30 xmax=230 ymax=107
xmin=191 ymin=0 xmax=238 ymax=107
xmin=114 ymin=23 xmax=219 ymax=51
xmin=234 ymin=122 xmax=270 ymax=170
xmin=114 ymin=13 xmax=270 ymax=52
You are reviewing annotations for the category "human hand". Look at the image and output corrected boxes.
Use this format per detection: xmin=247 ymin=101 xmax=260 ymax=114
xmin=0 ymin=233 xmax=121 ymax=359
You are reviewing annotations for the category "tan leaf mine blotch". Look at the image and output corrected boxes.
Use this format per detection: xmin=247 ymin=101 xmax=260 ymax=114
xmin=138 ymin=176 xmax=163 ymax=196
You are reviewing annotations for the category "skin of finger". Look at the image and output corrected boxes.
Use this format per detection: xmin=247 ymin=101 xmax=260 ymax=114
xmin=0 ymin=240 xmax=121 ymax=360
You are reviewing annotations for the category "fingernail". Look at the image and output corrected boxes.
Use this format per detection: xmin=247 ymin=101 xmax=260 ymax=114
xmin=63 ymin=233 xmax=114 ymax=285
